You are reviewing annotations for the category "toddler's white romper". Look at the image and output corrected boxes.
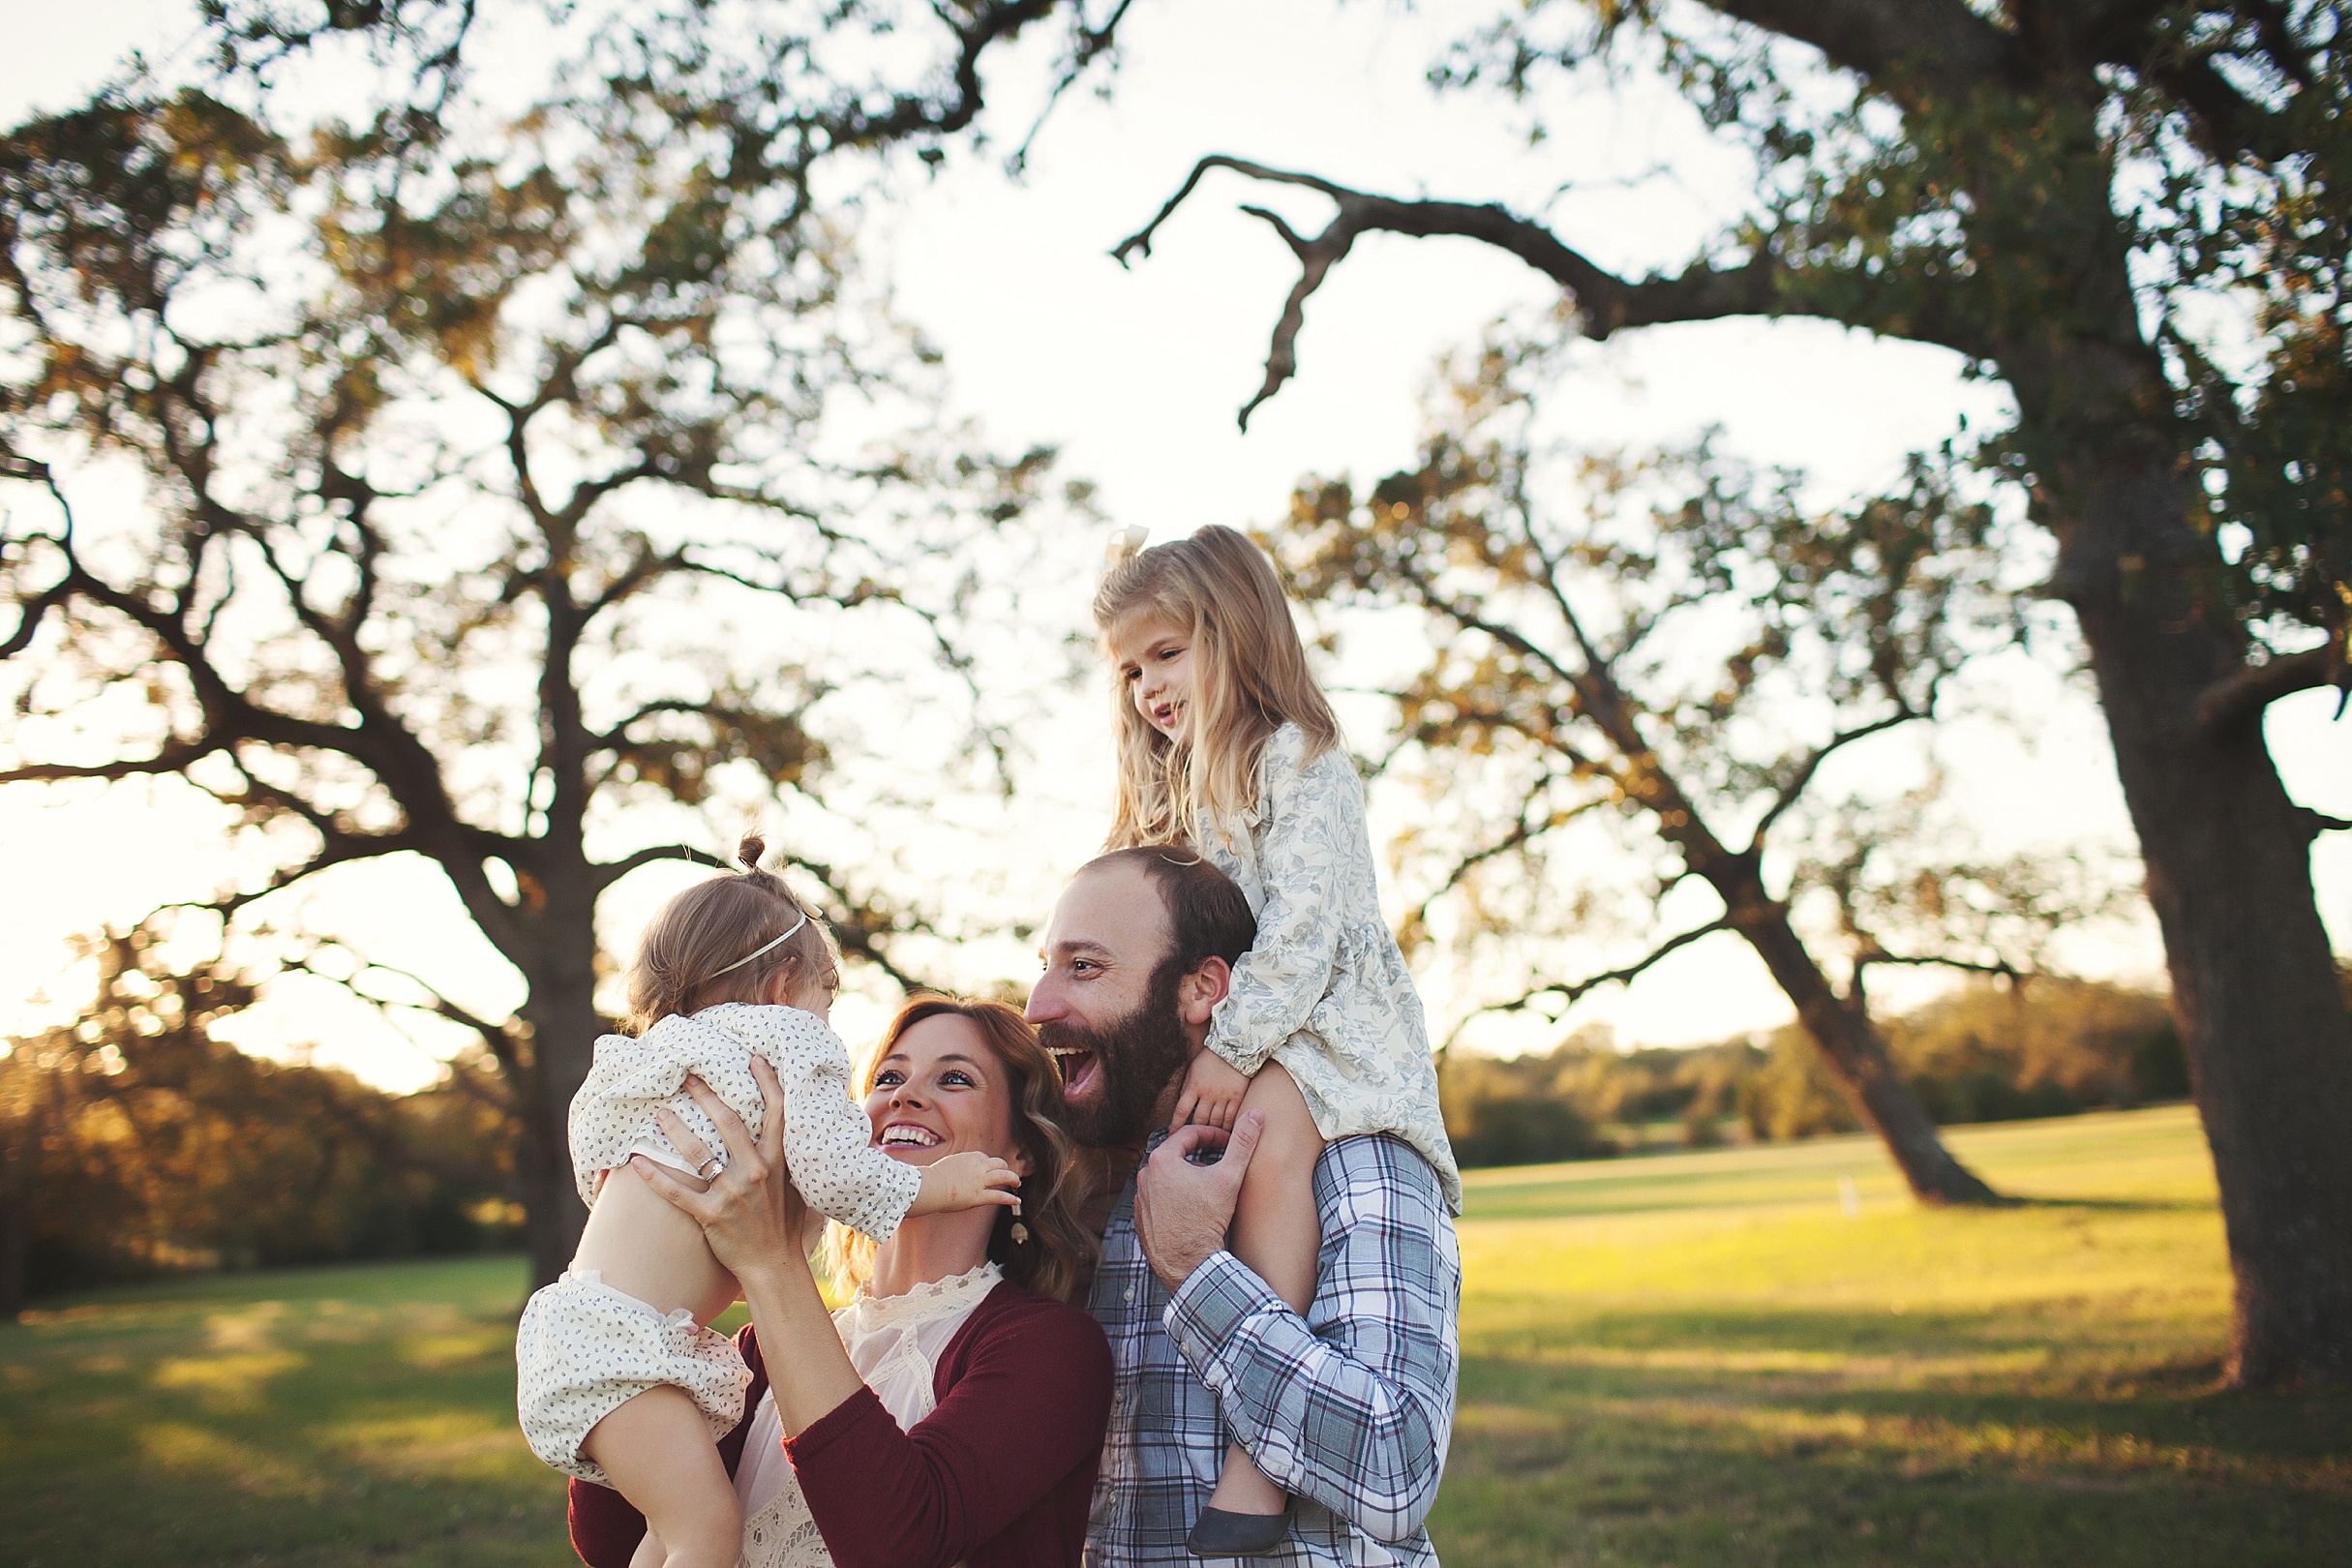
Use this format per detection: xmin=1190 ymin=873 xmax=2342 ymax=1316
xmin=517 ymin=1002 xmax=921 ymax=1483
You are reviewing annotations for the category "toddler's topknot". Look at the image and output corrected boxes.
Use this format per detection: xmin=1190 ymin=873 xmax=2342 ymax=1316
xmin=622 ymin=830 xmax=836 ymax=1033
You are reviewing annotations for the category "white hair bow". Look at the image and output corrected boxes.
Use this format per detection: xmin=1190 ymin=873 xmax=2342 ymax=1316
xmin=1103 ymin=526 xmax=1148 ymax=571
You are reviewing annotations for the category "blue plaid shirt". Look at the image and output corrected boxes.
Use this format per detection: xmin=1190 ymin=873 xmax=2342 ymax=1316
xmin=1084 ymin=1133 xmax=1462 ymax=1566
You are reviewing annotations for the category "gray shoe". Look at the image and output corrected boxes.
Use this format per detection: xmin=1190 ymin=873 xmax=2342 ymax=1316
xmin=1186 ymin=1506 xmax=1289 ymax=1556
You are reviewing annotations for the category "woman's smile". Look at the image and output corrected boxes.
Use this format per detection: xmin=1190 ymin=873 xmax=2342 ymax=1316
xmin=864 ymin=1013 xmax=1021 ymax=1173
xmin=879 ymin=1120 xmax=945 ymax=1152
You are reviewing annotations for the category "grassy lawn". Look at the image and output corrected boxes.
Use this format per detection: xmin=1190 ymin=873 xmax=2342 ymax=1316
xmin=5 ymin=1103 xmax=2345 ymax=1565
xmin=2 ymin=1254 xmax=567 ymax=1567
xmin=1434 ymin=1104 xmax=2351 ymax=1566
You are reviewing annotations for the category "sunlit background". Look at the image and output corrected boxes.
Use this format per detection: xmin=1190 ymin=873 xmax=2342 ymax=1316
xmin=4 ymin=0 xmax=2346 ymax=1095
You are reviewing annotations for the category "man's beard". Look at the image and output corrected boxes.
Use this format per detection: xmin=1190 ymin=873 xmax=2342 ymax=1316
xmin=1040 ymin=958 xmax=1193 ymax=1150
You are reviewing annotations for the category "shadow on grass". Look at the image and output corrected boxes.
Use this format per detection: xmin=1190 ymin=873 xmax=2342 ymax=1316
xmin=2005 ymin=1195 xmax=2212 ymax=1214
xmin=1 ymin=1256 xmax=570 ymax=1568
xmin=1433 ymin=1301 xmax=2352 ymax=1568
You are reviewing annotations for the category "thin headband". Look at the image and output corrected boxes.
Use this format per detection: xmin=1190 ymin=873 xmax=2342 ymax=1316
xmin=705 ymin=910 xmax=809 ymax=981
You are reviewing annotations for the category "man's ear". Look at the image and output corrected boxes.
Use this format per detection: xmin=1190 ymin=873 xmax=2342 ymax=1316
xmin=1177 ymin=956 xmax=1233 ymax=1027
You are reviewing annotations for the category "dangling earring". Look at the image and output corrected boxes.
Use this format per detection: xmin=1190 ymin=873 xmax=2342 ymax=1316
xmin=1009 ymin=1196 xmax=1030 ymax=1247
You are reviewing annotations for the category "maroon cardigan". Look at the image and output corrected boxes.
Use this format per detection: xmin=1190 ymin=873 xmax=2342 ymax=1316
xmin=568 ymin=1281 xmax=1112 ymax=1568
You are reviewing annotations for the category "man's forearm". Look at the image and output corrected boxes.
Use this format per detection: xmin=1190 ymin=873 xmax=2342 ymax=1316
xmin=1165 ymin=1250 xmax=1452 ymax=1542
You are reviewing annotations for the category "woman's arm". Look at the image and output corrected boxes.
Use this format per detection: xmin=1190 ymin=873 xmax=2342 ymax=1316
xmin=630 ymin=1062 xmax=868 ymax=1437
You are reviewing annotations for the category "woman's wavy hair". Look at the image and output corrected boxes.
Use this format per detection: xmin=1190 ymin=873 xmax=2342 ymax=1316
xmin=825 ymin=996 xmax=1097 ymax=1305
xmin=1094 ymin=524 xmax=1339 ymax=852
xmin=622 ymin=831 xmax=837 ymax=1035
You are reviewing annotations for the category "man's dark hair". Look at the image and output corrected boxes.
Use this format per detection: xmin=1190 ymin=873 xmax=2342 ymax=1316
xmin=1080 ymin=845 xmax=1255 ymax=977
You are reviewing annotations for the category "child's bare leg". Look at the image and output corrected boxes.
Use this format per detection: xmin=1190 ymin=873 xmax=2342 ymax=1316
xmin=1209 ymin=1062 xmax=1323 ymax=1523
xmin=582 ymin=1386 xmax=739 ymax=1568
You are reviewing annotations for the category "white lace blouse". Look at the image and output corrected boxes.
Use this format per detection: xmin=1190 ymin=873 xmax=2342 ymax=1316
xmin=1200 ymin=722 xmax=1463 ymax=1213
xmin=732 ymin=1261 xmax=1003 ymax=1568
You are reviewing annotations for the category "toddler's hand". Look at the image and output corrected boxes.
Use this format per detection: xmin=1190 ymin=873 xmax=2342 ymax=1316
xmin=1171 ymin=1049 xmax=1250 ymax=1133
xmin=908 ymin=1149 xmax=1023 ymax=1216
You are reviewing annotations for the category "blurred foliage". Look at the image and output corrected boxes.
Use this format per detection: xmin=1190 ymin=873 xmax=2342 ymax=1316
xmin=0 ymin=926 xmax=517 ymax=1313
xmin=1447 ymin=0 xmax=2352 ymax=681
xmin=1280 ymin=327 xmax=2096 ymax=1201
xmin=0 ymin=0 xmax=1124 ymax=1281
xmin=1443 ymin=979 xmax=2204 ymax=1168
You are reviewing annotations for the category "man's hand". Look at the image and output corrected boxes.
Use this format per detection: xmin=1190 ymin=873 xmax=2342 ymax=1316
xmin=1169 ymin=1047 xmax=1251 ymax=1132
xmin=1134 ymin=1109 xmax=1264 ymax=1293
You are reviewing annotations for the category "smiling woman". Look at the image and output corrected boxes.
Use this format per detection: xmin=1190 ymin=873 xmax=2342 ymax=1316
xmin=569 ymin=997 xmax=1111 ymax=1568
xmin=831 ymin=999 xmax=1100 ymax=1308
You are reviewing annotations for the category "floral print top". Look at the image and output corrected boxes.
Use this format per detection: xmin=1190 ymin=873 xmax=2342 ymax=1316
xmin=1201 ymin=723 xmax=1462 ymax=1214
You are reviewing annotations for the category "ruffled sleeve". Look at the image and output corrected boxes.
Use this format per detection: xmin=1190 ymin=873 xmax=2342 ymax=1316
xmin=1202 ymin=727 xmax=1360 ymax=1076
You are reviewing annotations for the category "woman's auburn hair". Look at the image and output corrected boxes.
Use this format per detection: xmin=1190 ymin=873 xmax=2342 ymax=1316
xmin=824 ymin=995 xmax=1099 ymax=1306
xmin=1094 ymin=524 xmax=1340 ymax=852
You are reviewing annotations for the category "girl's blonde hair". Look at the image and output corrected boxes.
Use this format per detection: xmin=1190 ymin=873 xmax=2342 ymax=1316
xmin=1093 ymin=525 xmax=1340 ymax=850
xmin=622 ymin=831 xmax=836 ymax=1034
xmin=824 ymin=996 xmax=1098 ymax=1305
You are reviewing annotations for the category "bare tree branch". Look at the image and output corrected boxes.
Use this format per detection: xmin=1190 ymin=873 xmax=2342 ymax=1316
xmin=1443 ymin=917 xmax=1735 ymax=1049
xmin=2196 ymin=645 xmax=2344 ymax=735
xmin=591 ymin=842 xmax=721 ymax=893
xmin=1748 ymin=708 xmax=1922 ymax=850
xmin=1852 ymin=948 xmax=2024 ymax=984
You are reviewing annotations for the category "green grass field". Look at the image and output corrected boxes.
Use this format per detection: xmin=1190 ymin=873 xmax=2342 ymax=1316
xmin=5 ymin=1104 xmax=2345 ymax=1565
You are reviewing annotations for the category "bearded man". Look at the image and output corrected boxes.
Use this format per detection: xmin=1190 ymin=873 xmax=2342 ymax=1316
xmin=1026 ymin=846 xmax=1461 ymax=1566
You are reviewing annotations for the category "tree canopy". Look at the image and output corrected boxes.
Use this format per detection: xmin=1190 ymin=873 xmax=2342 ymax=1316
xmin=0 ymin=0 xmax=1126 ymax=1283
xmin=1113 ymin=0 xmax=2352 ymax=1386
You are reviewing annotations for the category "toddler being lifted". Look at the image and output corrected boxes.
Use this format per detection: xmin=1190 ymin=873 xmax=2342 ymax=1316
xmin=515 ymin=834 xmax=1018 ymax=1568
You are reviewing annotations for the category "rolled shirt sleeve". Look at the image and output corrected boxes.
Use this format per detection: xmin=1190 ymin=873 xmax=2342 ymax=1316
xmin=1161 ymin=1136 xmax=1461 ymax=1544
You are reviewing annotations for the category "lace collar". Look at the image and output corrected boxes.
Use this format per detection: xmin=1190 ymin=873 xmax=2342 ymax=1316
xmin=836 ymin=1259 xmax=1003 ymax=1335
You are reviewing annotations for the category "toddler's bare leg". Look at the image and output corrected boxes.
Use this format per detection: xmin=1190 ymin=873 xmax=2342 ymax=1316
xmin=1208 ymin=1062 xmax=1324 ymax=1524
xmin=582 ymin=1385 xmax=740 ymax=1568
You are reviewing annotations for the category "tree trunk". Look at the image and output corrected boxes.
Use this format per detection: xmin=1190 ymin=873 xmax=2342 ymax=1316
xmin=2051 ymin=439 xmax=2352 ymax=1389
xmin=517 ymin=873 xmax=604 ymax=1291
xmin=0 ymin=1144 xmax=25 ymax=1319
xmin=1719 ymin=860 xmax=2002 ymax=1204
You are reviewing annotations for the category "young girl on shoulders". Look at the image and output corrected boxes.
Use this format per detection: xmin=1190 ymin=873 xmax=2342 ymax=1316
xmin=515 ymin=834 xmax=1020 ymax=1568
xmin=1094 ymin=526 xmax=1462 ymax=1556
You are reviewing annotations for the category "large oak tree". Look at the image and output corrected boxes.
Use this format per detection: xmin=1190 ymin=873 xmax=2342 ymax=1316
xmin=1117 ymin=3 xmax=2352 ymax=1386
xmin=1274 ymin=327 xmax=2102 ymax=1205
xmin=0 ymin=0 xmax=1126 ymax=1285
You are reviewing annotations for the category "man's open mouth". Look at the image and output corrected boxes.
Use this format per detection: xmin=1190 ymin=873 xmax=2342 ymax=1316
xmin=1046 ymin=1045 xmax=1099 ymax=1098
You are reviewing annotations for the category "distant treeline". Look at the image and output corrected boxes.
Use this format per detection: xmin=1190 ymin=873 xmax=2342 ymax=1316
xmin=0 ymin=932 xmax=520 ymax=1313
xmin=1441 ymin=980 xmax=2198 ymax=1169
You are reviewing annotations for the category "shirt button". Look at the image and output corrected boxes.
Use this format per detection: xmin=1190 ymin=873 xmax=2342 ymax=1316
xmin=1123 ymin=1288 xmax=1135 ymax=1303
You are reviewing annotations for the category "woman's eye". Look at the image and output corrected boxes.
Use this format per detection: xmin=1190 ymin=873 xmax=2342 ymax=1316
xmin=943 ymin=1071 xmax=974 ymax=1088
xmin=873 ymin=1071 xmax=903 ymax=1087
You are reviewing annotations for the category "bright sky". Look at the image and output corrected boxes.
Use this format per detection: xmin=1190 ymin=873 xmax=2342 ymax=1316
xmin=4 ymin=0 xmax=2347 ymax=1090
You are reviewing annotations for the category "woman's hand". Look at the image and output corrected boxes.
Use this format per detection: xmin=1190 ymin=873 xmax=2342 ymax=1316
xmin=630 ymin=1056 xmax=810 ymax=1283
